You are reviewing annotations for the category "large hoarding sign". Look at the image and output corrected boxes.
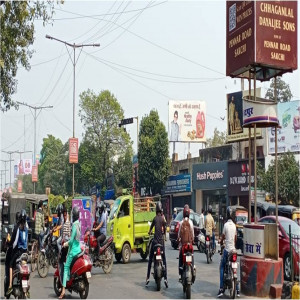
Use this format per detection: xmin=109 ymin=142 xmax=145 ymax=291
xmin=226 ymin=1 xmax=298 ymax=79
xmin=19 ymin=159 xmax=32 ymax=175
xmin=169 ymin=101 xmax=206 ymax=143
xmin=72 ymin=198 xmax=92 ymax=241
xmin=226 ymin=1 xmax=255 ymax=77
xmin=32 ymin=166 xmax=38 ymax=182
xmin=69 ymin=138 xmax=79 ymax=164
xmin=164 ymin=174 xmax=191 ymax=194
xmin=256 ymin=1 xmax=297 ymax=70
xmin=268 ymin=100 xmax=300 ymax=154
xmin=227 ymin=89 xmax=262 ymax=142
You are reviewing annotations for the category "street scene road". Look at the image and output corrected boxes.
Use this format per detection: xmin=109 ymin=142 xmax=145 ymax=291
xmin=0 ymin=236 xmax=243 ymax=299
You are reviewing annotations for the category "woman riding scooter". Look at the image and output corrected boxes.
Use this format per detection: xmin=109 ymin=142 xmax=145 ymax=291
xmin=59 ymin=206 xmax=81 ymax=299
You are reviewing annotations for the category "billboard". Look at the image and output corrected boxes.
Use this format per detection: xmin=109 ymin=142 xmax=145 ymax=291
xmin=168 ymin=100 xmax=206 ymax=143
xmin=14 ymin=165 xmax=18 ymax=178
xmin=268 ymin=100 xmax=300 ymax=154
xmin=69 ymin=138 xmax=79 ymax=164
xmin=17 ymin=180 xmax=22 ymax=193
xmin=18 ymin=159 xmax=32 ymax=175
xmin=32 ymin=166 xmax=38 ymax=182
xmin=226 ymin=1 xmax=298 ymax=80
xmin=227 ymin=89 xmax=262 ymax=142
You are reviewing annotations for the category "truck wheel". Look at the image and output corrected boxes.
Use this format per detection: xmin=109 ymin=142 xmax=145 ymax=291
xmin=122 ymin=243 xmax=131 ymax=264
xmin=140 ymin=252 xmax=148 ymax=260
xmin=115 ymin=253 xmax=122 ymax=263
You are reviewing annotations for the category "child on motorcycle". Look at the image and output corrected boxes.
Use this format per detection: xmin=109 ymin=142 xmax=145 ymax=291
xmin=7 ymin=209 xmax=28 ymax=296
xmin=59 ymin=206 xmax=81 ymax=299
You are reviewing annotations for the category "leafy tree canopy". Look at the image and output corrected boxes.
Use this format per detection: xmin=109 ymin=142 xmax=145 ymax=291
xmin=138 ymin=110 xmax=171 ymax=196
xmin=0 ymin=1 xmax=59 ymax=111
xmin=206 ymin=127 xmax=227 ymax=148
xmin=265 ymin=77 xmax=292 ymax=103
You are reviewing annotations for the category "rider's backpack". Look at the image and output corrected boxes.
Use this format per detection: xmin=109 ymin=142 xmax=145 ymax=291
xmin=180 ymin=218 xmax=193 ymax=245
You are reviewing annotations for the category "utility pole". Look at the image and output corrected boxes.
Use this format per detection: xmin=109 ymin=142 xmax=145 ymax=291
xmin=46 ymin=34 xmax=100 ymax=197
xmin=17 ymin=102 xmax=53 ymax=193
xmin=1 ymin=152 xmax=18 ymax=188
xmin=0 ymin=169 xmax=8 ymax=189
xmin=0 ymin=160 xmax=10 ymax=187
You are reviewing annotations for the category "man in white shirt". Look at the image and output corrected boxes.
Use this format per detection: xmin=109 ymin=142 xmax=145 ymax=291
xmin=199 ymin=208 xmax=205 ymax=234
xmin=217 ymin=207 xmax=240 ymax=298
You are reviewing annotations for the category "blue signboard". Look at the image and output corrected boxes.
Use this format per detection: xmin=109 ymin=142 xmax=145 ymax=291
xmin=164 ymin=174 xmax=191 ymax=194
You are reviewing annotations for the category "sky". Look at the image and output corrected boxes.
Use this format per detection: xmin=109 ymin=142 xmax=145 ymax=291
xmin=1 ymin=0 xmax=299 ymax=189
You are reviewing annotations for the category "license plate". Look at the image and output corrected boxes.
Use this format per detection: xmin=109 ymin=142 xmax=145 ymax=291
xmin=86 ymin=272 xmax=91 ymax=278
xmin=156 ymin=255 xmax=162 ymax=260
xmin=186 ymin=256 xmax=192 ymax=262
xmin=231 ymin=262 xmax=237 ymax=269
xmin=22 ymin=280 xmax=28 ymax=288
xmin=206 ymin=241 xmax=210 ymax=246
xmin=171 ymin=225 xmax=175 ymax=231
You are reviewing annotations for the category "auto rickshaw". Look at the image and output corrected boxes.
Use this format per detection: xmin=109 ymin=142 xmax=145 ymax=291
xmin=292 ymin=209 xmax=300 ymax=226
xmin=229 ymin=205 xmax=248 ymax=253
xmin=278 ymin=205 xmax=300 ymax=224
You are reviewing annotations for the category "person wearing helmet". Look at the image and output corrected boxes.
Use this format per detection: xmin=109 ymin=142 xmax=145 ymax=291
xmin=177 ymin=204 xmax=195 ymax=281
xmin=53 ymin=203 xmax=66 ymax=253
xmin=205 ymin=205 xmax=216 ymax=252
xmin=217 ymin=207 xmax=240 ymax=298
xmin=4 ymin=212 xmax=20 ymax=297
xmin=146 ymin=201 xmax=168 ymax=288
xmin=7 ymin=209 xmax=28 ymax=296
xmin=59 ymin=206 xmax=81 ymax=299
xmin=92 ymin=201 xmax=107 ymax=251
xmin=34 ymin=199 xmax=45 ymax=251
xmin=173 ymin=207 xmax=177 ymax=220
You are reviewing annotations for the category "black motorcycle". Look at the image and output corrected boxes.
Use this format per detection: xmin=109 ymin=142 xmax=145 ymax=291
xmin=219 ymin=246 xmax=238 ymax=299
xmin=37 ymin=227 xmax=59 ymax=278
xmin=180 ymin=243 xmax=196 ymax=299
xmin=151 ymin=244 xmax=165 ymax=291
xmin=4 ymin=252 xmax=31 ymax=299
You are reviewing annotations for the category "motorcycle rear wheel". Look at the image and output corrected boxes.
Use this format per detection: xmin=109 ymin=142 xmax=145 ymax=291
xmin=37 ymin=252 xmax=49 ymax=278
xmin=230 ymin=277 xmax=236 ymax=299
xmin=102 ymin=248 xmax=114 ymax=274
xmin=53 ymin=277 xmax=62 ymax=297
xmin=206 ymin=249 xmax=210 ymax=264
xmin=79 ymin=280 xmax=89 ymax=299
xmin=156 ymin=278 xmax=161 ymax=291
xmin=186 ymin=284 xmax=191 ymax=299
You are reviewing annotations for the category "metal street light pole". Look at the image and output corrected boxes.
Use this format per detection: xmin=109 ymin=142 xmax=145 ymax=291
xmin=1 ymin=151 xmax=18 ymax=188
xmin=46 ymin=35 xmax=100 ymax=197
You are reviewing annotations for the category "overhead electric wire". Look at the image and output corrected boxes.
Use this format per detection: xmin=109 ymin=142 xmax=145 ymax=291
xmin=30 ymin=52 xmax=67 ymax=67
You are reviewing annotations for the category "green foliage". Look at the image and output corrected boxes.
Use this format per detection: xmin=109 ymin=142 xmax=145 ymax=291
xmin=206 ymin=127 xmax=227 ymax=148
xmin=265 ymin=77 xmax=293 ymax=103
xmin=257 ymin=152 xmax=299 ymax=206
xmin=38 ymin=134 xmax=68 ymax=195
xmin=13 ymin=174 xmax=33 ymax=193
xmin=0 ymin=1 xmax=58 ymax=111
xmin=138 ymin=110 xmax=171 ymax=195
xmin=78 ymin=89 xmax=133 ymax=192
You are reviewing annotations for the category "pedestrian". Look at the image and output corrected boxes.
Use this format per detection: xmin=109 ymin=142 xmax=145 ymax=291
xmin=199 ymin=208 xmax=205 ymax=234
xmin=34 ymin=200 xmax=45 ymax=250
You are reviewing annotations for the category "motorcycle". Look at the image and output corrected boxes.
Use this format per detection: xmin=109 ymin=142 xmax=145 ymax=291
xmin=205 ymin=235 xmax=214 ymax=264
xmin=151 ymin=243 xmax=165 ymax=291
xmin=37 ymin=227 xmax=59 ymax=278
xmin=4 ymin=252 xmax=31 ymax=299
xmin=219 ymin=245 xmax=238 ymax=299
xmin=180 ymin=243 xmax=196 ymax=299
xmin=84 ymin=227 xmax=114 ymax=274
xmin=53 ymin=239 xmax=93 ymax=299
xmin=197 ymin=232 xmax=205 ymax=253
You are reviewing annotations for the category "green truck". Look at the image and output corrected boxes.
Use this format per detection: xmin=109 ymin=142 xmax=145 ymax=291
xmin=107 ymin=193 xmax=158 ymax=263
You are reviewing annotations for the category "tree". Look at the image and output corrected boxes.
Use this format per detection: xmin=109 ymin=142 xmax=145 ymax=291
xmin=206 ymin=127 xmax=227 ymax=148
xmin=14 ymin=174 xmax=33 ymax=193
xmin=78 ymin=89 xmax=132 ymax=191
xmin=138 ymin=110 xmax=171 ymax=195
xmin=257 ymin=152 xmax=299 ymax=206
xmin=38 ymin=134 xmax=68 ymax=195
xmin=265 ymin=77 xmax=293 ymax=103
xmin=0 ymin=1 xmax=58 ymax=111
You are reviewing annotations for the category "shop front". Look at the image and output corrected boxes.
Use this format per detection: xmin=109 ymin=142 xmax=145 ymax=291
xmin=192 ymin=161 xmax=228 ymax=236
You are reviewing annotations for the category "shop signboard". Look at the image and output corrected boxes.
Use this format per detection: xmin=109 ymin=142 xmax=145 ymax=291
xmin=268 ymin=100 xmax=300 ymax=154
xmin=227 ymin=89 xmax=262 ymax=142
xmin=164 ymin=174 xmax=191 ymax=194
xmin=228 ymin=159 xmax=265 ymax=196
xmin=193 ymin=161 xmax=228 ymax=190
xmin=72 ymin=198 xmax=92 ymax=241
xmin=227 ymin=1 xmax=298 ymax=80
xmin=168 ymin=100 xmax=206 ymax=143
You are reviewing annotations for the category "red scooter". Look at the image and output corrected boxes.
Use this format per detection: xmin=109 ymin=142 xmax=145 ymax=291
xmin=53 ymin=240 xmax=92 ymax=299
xmin=84 ymin=226 xmax=114 ymax=274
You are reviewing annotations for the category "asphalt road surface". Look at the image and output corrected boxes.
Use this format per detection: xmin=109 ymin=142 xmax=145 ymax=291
xmin=0 ymin=237 xmax=244 ymax=299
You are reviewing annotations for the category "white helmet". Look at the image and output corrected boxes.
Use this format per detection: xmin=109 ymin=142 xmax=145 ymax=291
xmin=174 ymin=208 xmax=177 ymax=212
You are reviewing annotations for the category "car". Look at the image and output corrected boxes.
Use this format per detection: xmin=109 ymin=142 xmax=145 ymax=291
xmin=169 ymin=210 xmax=200 ymax=249
xmin=258 ymin=215 xmax=300 ymax=281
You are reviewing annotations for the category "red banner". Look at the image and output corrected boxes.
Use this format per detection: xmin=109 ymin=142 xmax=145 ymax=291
xmin=69 ymin=138 xmax=79 ymax=164
xmin=32 ymin=166 xmax=38 ymax=182
xmin=18 ymin=180 xmax=23 ymax=193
